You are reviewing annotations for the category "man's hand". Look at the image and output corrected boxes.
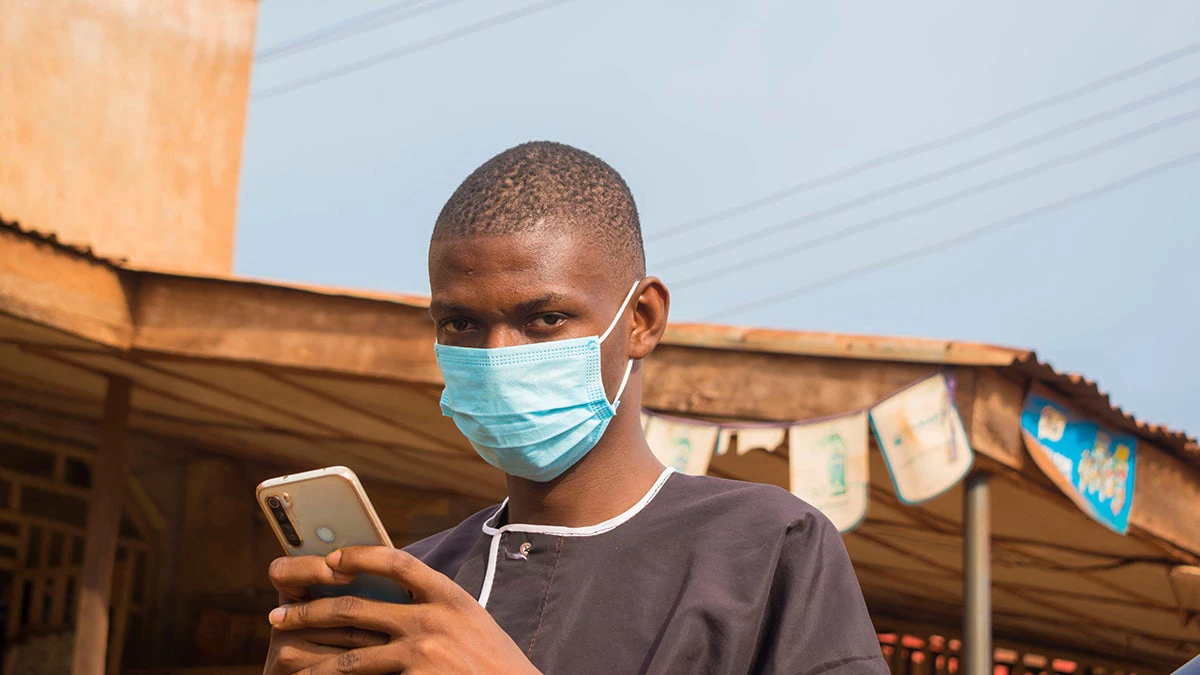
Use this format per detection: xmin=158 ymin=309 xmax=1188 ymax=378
xmin=263 ymin=555 xmax=389 ymax=674
xmin=267 ymin=546 xmax=540 ymax=675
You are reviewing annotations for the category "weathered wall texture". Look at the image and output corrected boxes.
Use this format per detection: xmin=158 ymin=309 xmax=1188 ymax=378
xmin=0 ymin=0 xmax=257 ymax=274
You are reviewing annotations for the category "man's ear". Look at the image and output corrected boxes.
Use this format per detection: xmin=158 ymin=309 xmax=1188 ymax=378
xmin=628 ymin=277 xmax=670 ymax=360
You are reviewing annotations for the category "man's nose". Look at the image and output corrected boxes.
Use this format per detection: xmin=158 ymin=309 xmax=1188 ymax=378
xmin=483 ymin=325 xmax=527 ymax=350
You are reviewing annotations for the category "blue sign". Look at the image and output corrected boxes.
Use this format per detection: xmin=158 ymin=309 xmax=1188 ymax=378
xmin=1019 ymin=393 xmax=1136 ymax=534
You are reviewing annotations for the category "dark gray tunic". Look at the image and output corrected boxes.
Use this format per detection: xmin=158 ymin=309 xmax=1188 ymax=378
xmin=405 ymin=469 xmax=888 ymax=674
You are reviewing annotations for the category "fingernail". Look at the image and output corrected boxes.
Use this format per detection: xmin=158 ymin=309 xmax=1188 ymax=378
xmin=331 ymin=570 xmax=354 ymax=582
xmin=327 ymin=550 xmax=343 ymax=567
xmin=269 ymin=607 xmax=286 ymax=625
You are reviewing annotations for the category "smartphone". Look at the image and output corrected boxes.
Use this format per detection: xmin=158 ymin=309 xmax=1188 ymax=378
xmin=257 ymin=466 xmax=410 ymax=603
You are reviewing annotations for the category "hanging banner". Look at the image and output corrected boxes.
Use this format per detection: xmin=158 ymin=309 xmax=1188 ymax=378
xmin=869 ymin=373 xmax=973 ymax=504
xmin=734 ymin=427 xmax=788 ymax=455
xmin=644 ymin=414 xmax=718 ymax=477
xmin=789 ymin=411 xmax=870 ymax=532
xmin=715 ymin=429 xmax=735 ymax=456
xmin=1019 ymin=388 xmax=1136 ymax=534
xmin=713 ymin=427 xmax=787 ymax=455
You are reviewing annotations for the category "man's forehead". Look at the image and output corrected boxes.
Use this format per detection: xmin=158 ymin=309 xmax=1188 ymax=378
xmin=428 ymin=229 xmax=619 ymax=303
xmin=431 ymin=228 xmax=605 ymax=278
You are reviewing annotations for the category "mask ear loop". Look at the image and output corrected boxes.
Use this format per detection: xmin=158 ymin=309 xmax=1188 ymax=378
xmin=599 ymin=280 xmax=643 ymax=343
xmin=600 ymin=280 xmax=643 ymax=410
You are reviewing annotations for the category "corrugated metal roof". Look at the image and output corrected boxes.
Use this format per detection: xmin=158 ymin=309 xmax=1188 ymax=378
xmin=0 ymin=214 xmax=128 ymax=266
xmin=2 ymin=219 xmax=1194 ymax=465
xmin=1012 ymin=353 xmax=1200 ymax=466
xmin=669 ymin=322 xmax=1199 ymax=466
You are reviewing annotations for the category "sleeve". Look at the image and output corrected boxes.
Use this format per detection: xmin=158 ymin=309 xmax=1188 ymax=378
xmin=752 ymin=509 xmax=889 ymax=675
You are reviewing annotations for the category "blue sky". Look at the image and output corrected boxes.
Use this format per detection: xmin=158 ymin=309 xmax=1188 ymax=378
xmin=238 ymin=1 xmax=1200 ymax=436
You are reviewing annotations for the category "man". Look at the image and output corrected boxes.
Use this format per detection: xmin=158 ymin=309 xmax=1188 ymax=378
xmin=265 ymin=142 xmax=887 ymax=674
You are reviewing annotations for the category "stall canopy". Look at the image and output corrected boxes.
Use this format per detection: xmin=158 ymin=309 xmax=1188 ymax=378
xmin=2 ymin=218 xmax=1198 ymax=671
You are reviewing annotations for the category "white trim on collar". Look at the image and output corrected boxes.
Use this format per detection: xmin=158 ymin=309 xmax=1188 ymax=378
xmin=481 ymin=466 xmax=676 ymax=537
xmin=476 ymin=467 xmax=675 ymax=609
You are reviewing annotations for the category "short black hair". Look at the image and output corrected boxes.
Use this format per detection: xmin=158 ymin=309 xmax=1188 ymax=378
xmin=432 ymin=141 xmax=646 ymax=279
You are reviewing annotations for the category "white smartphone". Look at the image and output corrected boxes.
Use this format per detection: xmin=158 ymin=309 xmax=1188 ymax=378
xmin=257 ymin=466 xmax=410 ymax=603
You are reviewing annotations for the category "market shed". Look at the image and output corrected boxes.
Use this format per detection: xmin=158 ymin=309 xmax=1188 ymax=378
xmin=1 ymin=219 xmax=1197 ymax=673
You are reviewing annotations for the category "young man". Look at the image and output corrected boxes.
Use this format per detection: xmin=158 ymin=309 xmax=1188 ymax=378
xmin=264 ymin=142 xmax=887 ymax=674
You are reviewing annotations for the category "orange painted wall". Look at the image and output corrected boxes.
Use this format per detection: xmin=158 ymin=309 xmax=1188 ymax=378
xmin=0 ymin=0 xmax=257 ymax=274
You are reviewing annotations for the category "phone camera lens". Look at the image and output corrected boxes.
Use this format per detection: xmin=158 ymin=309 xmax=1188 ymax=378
xmin=267 ymin=496 xmax=281 ymax=509
xmin=274 ymin=509 xmax=289 ymax=523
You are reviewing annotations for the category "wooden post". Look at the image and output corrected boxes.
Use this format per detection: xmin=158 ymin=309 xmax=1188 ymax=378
xmin=71 ymin=376 xmax=132 ymax=675
xmin=106 ymin=554 xmax=135 ymax=675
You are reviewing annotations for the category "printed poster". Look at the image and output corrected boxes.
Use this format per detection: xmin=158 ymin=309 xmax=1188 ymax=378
xmin=1020 ymin=388 xmax=1136 ymax=534
xmin=869 ymin=373 xmax=974 ymax=504
xmin=734 ymin=428 xmax=787 ymax=455
xmin=713 ymin=427 xmax=787 ymax=455
xmin=789 ymin=411 xmax=870 ymax=532
xmin=644 ymin=414 xmax=717 ymax=477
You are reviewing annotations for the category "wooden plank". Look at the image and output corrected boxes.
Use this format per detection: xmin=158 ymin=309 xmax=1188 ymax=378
xmin=48 ymin=569 xmax=70 ymax=629
xmin=131 ymin=274 xmax=443 ymax=385
xmin=643 ymin=344 xmax=941 ymax=421
xmin=107 ymin=556 xmax=136 ymax=675
xmin=968 ymin=369 xmax=1026 ymax=470
xmin=7 ymin=570 xmax=26 ymax=638
xmin=1130 ymin=442 xmax=1200 ymax=559
xmin=0 ymin=466 xmax=91 ymax=499
xmin=0 ymin=229 xmax=134 ymax=350
xmin=71 ymin=376 xmax=132 ymax=675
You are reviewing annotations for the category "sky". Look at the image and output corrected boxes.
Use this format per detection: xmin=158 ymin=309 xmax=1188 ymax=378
xmin=237 ymin=1 xmax=1200 ymax=436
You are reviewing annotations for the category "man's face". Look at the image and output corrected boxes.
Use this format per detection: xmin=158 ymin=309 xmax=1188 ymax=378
xmin=428 ymin=223 xmax=636 ymax=389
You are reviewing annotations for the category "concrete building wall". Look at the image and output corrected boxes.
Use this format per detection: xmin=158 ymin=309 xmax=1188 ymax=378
xmin=0 ymin=0 xmax=257 ymax=274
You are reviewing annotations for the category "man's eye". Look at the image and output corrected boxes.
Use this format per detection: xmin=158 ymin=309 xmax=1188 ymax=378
xmin=533 ymin=314 xmax=567 ymax=328
xmin=442 ymin=319 xmax=473 ymax=333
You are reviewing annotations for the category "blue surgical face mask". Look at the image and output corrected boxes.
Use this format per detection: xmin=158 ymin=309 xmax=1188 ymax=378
xmin=434 ymin=281 xmax=641 ymax=482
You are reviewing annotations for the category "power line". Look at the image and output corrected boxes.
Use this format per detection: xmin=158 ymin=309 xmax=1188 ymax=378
xmin=657 ymin=76 xmax=1200 ymax=271
xmin=669 ymin=106 xmax=1200 ymax=289
xmin=256 ymin=0 xmax=464 ymax=64
xmin=702 ymin=150 xmax=1200 ymax=321
xmin=252 ymin=0 xmax=579 ymax=101
xmin=648 ymin=41 xmax=1200 ymax=242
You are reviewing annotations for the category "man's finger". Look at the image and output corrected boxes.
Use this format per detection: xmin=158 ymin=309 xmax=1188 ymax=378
xmin=270 ymin=639 xmax=341 ymax=672
xmin=269 ymin=594 xmax=424 ymax=636
xmin=297 ymin=627 xmax=389 ymax=649
xmin=306 ymin=645 xmax=408 ymax=675
xmin=269 ymin=555 xmax=353 ymax=600
xmin=327 ymin=547 xmax=463 ymax=604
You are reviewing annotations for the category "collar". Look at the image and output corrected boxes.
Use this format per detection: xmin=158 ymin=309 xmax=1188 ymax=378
xmin=481 ymin=467 xmax=675 ymax=537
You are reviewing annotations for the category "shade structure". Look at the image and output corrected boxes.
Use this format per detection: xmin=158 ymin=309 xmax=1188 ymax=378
xmin=2 ymin=220 xmax=1198 ymax=672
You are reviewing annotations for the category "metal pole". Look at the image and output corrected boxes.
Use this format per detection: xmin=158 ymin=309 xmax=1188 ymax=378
xmin=963 ymin=471 xmax=992 ymax=675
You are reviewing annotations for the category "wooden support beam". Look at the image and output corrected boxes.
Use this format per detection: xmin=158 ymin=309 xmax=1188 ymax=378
xmin=71 ymin=376 xmax=132 ymax=675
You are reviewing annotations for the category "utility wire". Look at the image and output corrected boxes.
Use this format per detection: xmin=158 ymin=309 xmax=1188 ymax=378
xmin=659 ymin=76 xmax=1200 ymax=271
xmin=671 ymin=106 xmax=1200 ymax=289
xmin=256 ymin=0 xmax=464 ymax=63
xmin=702 ymin=150 xmax=1200 ymax=320
xmin=252 ymin=0 xmax=579 ymax=101
xmin=648 ymin=41 xmax=1200 ymax=242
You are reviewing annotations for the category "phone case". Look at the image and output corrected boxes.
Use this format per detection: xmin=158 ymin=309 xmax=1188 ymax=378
xmin=257 ymin=466 xmax=410 ymax=603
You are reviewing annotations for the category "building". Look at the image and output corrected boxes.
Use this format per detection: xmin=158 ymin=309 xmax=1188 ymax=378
xmin=1 ymin=1 xmax=1198 ymax=673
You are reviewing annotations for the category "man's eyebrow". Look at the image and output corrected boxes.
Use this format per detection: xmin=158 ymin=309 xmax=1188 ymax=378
xmin=430 ymin=293 xmax=570 ymax=317
xmin=514 ymin=293 xmax=568 ymax=314
xmin=429 ymin=301 xmax=474 ymax=316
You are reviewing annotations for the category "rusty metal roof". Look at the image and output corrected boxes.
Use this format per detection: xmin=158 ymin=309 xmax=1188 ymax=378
xmin=0 ymin=214 xmax=128 ymax=267
xmin=2 ymin=220 xmax=1194 ymax=465
xmin=666 ymin=323 xmax=1199 ymax=466
xmin=1012 ymin=353 xmax=1200 ymax=466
